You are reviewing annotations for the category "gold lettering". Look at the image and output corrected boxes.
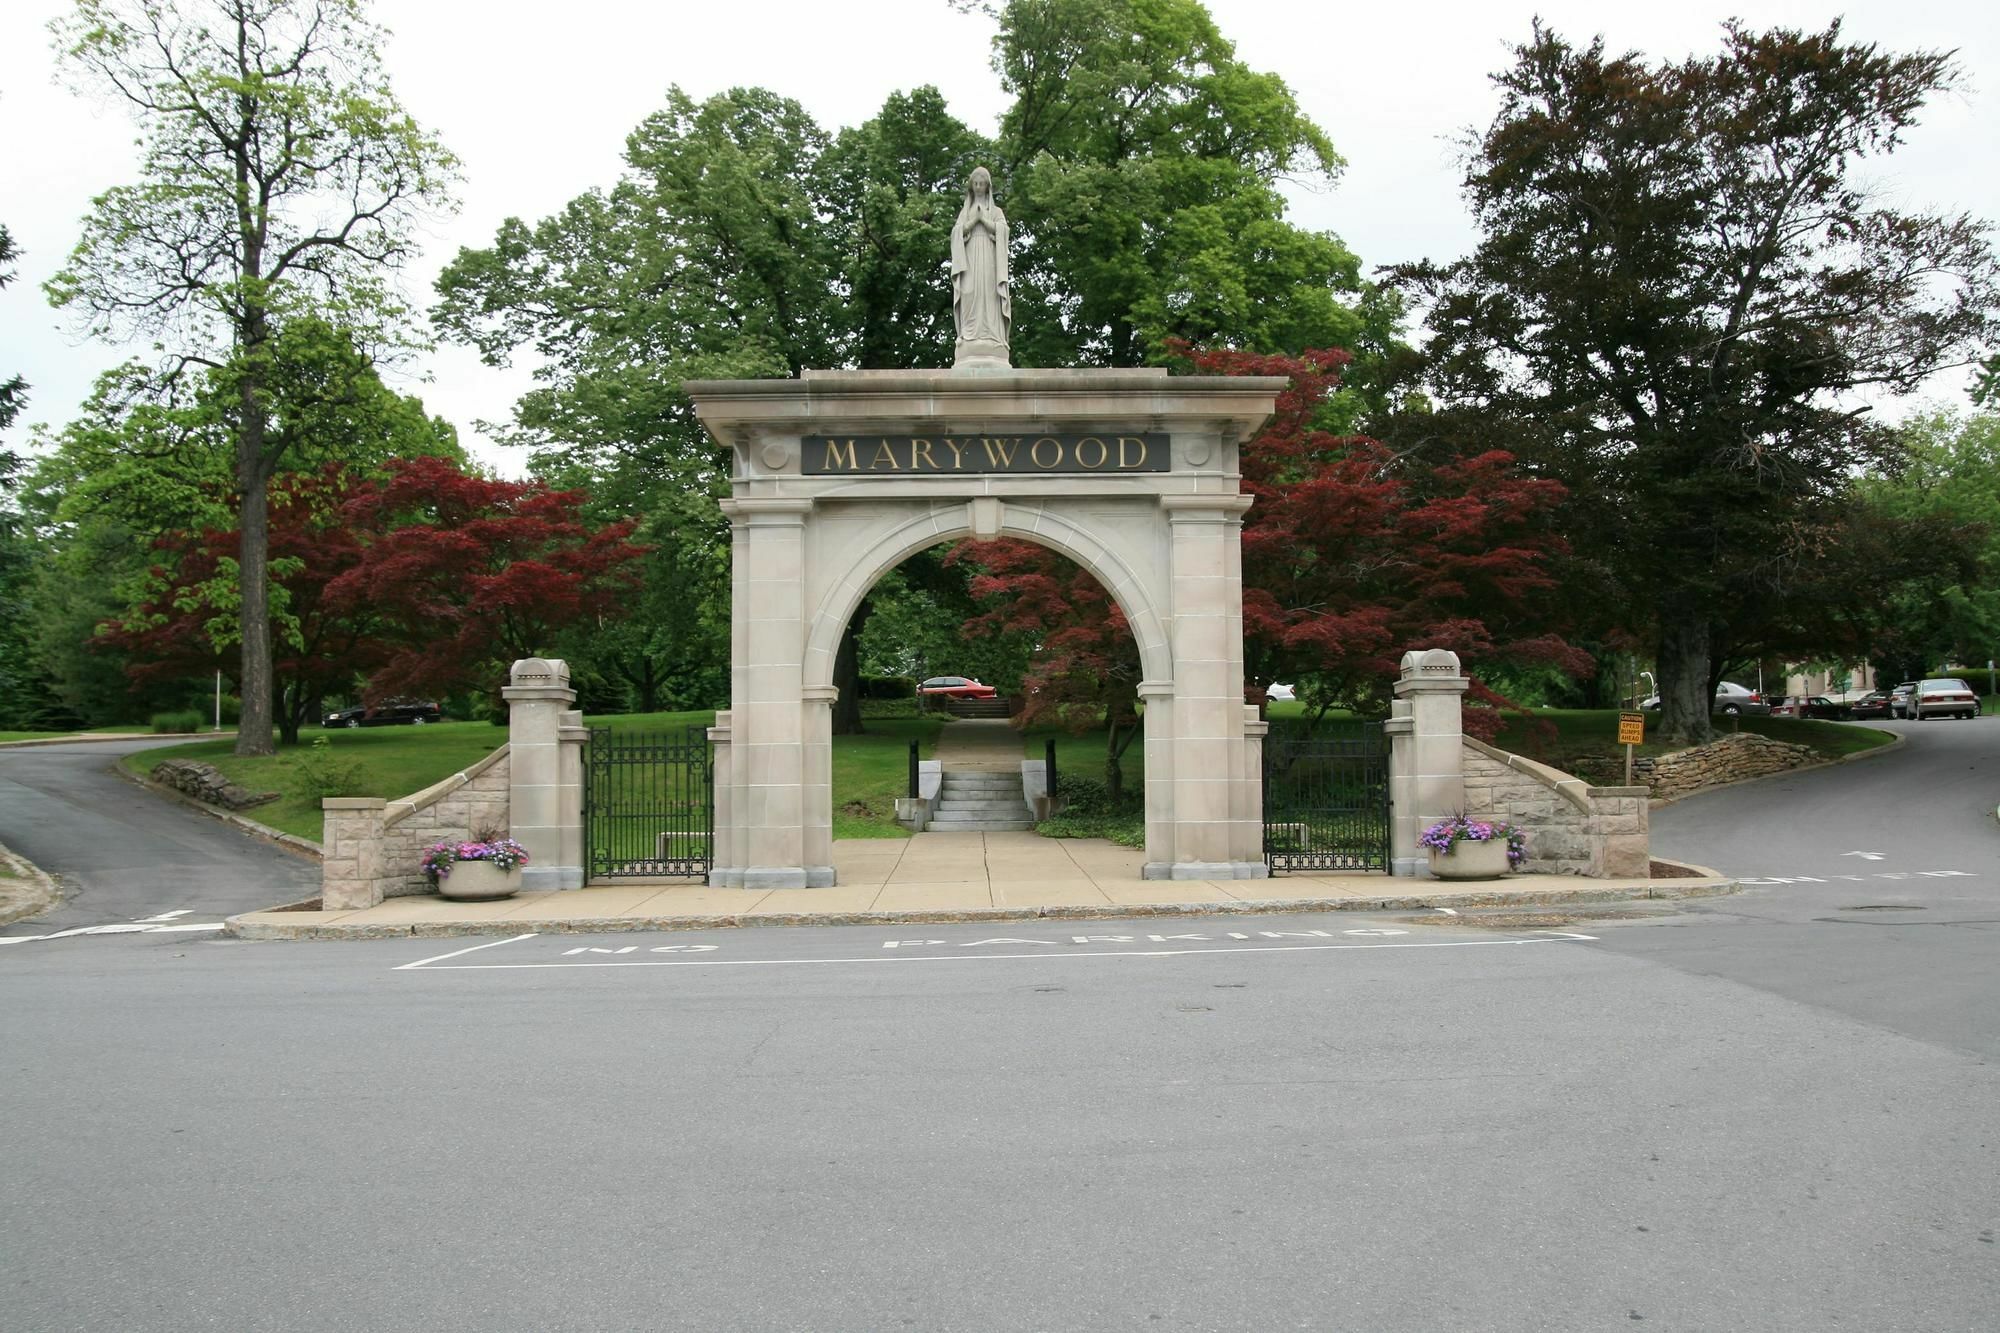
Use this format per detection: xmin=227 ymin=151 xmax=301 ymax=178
xmin=1075 ymin=435 xmax=1108 ymax=468
xmin=910 ymin=438 xmax=936 ymax=470
xmin=942 ymin=438 xmax=965 ymax=469
xmin=1031 ymin=436 xmax=1063 ymax=468
xmin=1117 ymin=435 xmax=1148 ymax=469
xmin=823 ymin=438 xmax=858 ymax=470
xmin=981 ymin=437 xmax=1019 ymax=467
xmin=871 ymin=439 xmax=900 ymax=470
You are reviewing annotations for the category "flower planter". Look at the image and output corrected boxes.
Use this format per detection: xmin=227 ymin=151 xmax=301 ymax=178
xmin=436 ymin=860 xmax=522 ymax=901
xmin=1427 ymin=837 xmax=1514 ymax=881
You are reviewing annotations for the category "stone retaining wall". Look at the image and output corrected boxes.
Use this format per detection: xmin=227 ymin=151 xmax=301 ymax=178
xmin=1631 ymin=733 xmax=1817 ymax=801
xmin=321 ymin=747 xmax=510 ymax=910
xmin=150 ymin=758 xmax=278 ymax=811
xmin=1460 ymin=739 xmax=1648 ymax=877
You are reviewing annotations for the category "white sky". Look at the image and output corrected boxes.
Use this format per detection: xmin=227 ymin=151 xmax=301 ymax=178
xmin=3 ymin=0 xmax=1996 ymax=477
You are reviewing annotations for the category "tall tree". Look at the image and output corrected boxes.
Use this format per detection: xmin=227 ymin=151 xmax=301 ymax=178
xmin=47 ymin=0 xmax=457 ymax=755
xmin=1398 ymin=22 xmax=1999 ymax=744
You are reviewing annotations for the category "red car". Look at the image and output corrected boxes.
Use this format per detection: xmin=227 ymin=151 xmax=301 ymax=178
xmin=918 ymin=675 xmax=997 ymax=699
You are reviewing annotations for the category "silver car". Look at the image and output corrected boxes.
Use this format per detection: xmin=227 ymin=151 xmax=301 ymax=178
xmin=1910 ymin=677 xmax=1980 ymax=721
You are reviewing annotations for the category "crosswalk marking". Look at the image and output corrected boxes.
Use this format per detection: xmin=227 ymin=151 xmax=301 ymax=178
xmin=1 ymin=920 xmax=226 ymax=945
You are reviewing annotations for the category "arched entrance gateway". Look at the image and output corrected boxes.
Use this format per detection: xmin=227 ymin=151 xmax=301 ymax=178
xmin=685 ymin=368 xmax=1285 ymax=889
xmin=680 ymin=169 xmax=1286 ymax=889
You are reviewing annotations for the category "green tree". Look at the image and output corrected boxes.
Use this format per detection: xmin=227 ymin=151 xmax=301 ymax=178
xmin=1398 ymin=22 xmax=2000 ymax=744
xmin=47 ymin=0 xmax=457 ymax=756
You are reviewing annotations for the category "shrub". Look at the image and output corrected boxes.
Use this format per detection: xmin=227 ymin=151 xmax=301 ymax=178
xmin=860 ymin=675 xmax=916 ymax=699
xmin=150 ymin=710 xmax=204 ymax=734
xmin=293 ymin=735 xmax=366 ymax=801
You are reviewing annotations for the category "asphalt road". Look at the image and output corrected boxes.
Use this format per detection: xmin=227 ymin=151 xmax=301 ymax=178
xmin=0 ymin=738 xmax=317 ymax=934
xmin=1 ymin=719 xmax=1995 ymax=1331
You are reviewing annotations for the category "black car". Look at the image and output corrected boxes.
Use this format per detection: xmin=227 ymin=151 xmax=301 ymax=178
xmin=1846 ymin=690 xmax=1894 ymax=720
xmin=323 ymin=699 xmax=443 ymax=728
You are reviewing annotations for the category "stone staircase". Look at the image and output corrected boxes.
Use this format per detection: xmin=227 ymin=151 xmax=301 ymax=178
xmin=925 ymin=769 xmax=1035 ymax=832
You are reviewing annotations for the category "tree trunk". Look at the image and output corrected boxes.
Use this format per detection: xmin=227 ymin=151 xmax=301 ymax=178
xmin=1654 ymin=617 xmax=1714 ymax=747
xmin=233 ymin=408 xmax=276 ymax=756
xmin=831 ymin=602 xmax=871 ymax=736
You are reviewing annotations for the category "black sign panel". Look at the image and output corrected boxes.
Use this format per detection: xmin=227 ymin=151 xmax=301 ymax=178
xmin=802 ymin=433 xmax=1169 ymax=475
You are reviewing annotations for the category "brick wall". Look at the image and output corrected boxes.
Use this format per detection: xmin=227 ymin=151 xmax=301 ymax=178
xmin=1461 ymin=738 xmax=1649 ymax=878
xmin=321 ymin=746 xmax=510 ymax=910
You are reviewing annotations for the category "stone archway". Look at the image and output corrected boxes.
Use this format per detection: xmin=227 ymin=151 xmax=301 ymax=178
xmin=686 ymin=368 xmax=1285 ymax=890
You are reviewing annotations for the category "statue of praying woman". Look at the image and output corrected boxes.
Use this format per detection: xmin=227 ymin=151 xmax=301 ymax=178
xmin=950 ymin=166 xmax=1012 ymax=368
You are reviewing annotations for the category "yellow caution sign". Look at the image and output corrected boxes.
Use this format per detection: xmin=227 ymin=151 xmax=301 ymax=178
xmin=1618 ymin=712 xmax=1646 ymax=745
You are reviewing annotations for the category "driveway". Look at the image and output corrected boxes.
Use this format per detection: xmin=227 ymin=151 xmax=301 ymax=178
xmin=0 ymin=738 xmax=317 ymax=935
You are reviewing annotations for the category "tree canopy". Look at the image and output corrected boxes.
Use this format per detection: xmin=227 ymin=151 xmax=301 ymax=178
xmin=48 ymin=0 xmax=458 ymax=754
xmin=1397 ymin=20 xmax=2000 ymax=743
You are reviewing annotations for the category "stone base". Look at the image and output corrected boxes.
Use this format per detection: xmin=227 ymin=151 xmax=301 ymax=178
xmin=1392 ymin=857 xmax=1427 ymax=878
xmin=708 ymin=865 xmax=838 ymax=890
xmin=521 ymin=865 xmax=584 ymax=891
xmin=1143 ymin=860 xmax=1270 ymax=881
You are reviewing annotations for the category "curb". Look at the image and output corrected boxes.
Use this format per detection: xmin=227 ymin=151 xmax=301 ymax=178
xmin=225 ymin=877 xmax=1739 ymax=941
xmin=1648 ymin=728 xmax=1903 ymax=810
xmin=114 ymin=764 xmax=324 ymax=862
xmin=0 ymin=839 xmax=63 ymax=927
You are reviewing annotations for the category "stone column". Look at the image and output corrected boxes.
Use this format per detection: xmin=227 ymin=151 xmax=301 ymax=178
xmin=1390 ymin=648 xmax=1470 ymax=878
xmin=801 ymin=686 xmax=838 ymax=886
xmin=1150 ymin=495 xmax=1261 ymax=880
xmin=1384 ymin=703 xmax=1417 ymax=875
xmin=555 ymin=709 xmax=588 ymax=889
xmin=716 ymin=498 xmax=816 ymax=890
xmin=322 ymin=797 xmax=387 ymax=910
xmin=706 ymin=711 xmax=737 ymax=887
xmin=1138 ymin=679 xmax=1175 ymax=874
xmin=1237 ymin=705 xmax=1270 ymax=876
xmin=503 ymin=656 xmax=582 ymax=891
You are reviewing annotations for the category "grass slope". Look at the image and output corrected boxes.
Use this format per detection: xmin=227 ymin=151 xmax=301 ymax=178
xmin=122 ymin=709 xmax=944 ymax=844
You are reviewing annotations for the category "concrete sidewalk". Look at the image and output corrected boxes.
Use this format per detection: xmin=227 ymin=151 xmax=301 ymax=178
xmin=227 ymin=831 xmax=1735 ymax=940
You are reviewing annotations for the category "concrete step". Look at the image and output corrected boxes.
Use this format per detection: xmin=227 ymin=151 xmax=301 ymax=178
xmin=924 ymin=818 xmax=1037 ymax=832
xmin=939 ymin=782 xmax=1022 ymax=795
xmin=934 ymin=801 xmax=1030 ymax=814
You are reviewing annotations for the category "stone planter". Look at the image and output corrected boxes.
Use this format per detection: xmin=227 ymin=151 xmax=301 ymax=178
xmin=436 ymin=860 xmax=522 ymax=901
xmin=1427 ymin=837 xmax=1514 ymax=881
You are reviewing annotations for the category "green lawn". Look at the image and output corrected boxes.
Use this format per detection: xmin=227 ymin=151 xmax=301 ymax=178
xmin=1489 ymin=707 xmax=1894 ymax=772
xmin=121 ymin=708 xmax=942 ymax=844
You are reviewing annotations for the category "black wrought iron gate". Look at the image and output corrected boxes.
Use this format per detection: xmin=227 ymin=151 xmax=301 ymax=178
xmin=1263 ymin=721 xmax=1390 ymax=873
xmin=584 ymin=726 xmax=712 ymax=881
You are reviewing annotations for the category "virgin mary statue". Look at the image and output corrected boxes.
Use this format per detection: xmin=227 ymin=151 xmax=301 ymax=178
xmin=950 ymin=167 xmax=1011 ymax=368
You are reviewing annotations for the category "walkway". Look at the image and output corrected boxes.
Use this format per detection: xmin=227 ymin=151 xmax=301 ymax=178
xmin=931 ymin=717 xmax=1022 ymax=771
xmin=225 ymin=830 xmax=1730 ymax=939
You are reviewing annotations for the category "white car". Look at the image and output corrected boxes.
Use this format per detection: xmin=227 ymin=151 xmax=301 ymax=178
xmin=1266 ymin=682 xmax=1296 ymax=701
xmin=1638 ymin=682 xmax=1770 ymax=716
xmin=1909 ymin=677 xmax=1980 ymax=720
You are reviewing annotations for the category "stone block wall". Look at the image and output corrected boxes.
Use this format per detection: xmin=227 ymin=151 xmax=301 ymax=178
xmin=150 ymin=758 xmax=278 ymax=811
xmin=1460 ymin=738 xmax=1649 ymax=878
xmin=321 ymin=746 xmax=510 ymax=910
xmin=1633 ymin=733 xmax=1816 ymax=802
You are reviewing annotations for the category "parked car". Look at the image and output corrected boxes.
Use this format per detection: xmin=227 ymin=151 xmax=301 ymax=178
xmin=1639 ymin=682 xmax=1770 ymax=716
xmin=1909 ymin=677 xmax=1981 ymax=721
xmin=1847 ymin=689 xmax=1895 ymax=720
xmin=1266 ymin=682 xmax=1296 ymax=701
xmin=1888 ymin=681 xmax=1918 ymax=719
xmin=1795 ymin=695 xmax=1852 ymax=720
xmin=323 ymin=699 xmax=443 ymax=728
xmin=916 ymin=676 xmax=997 ymax=700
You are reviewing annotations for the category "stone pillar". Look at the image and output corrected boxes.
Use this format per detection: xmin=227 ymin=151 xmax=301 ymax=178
xmin=1238 ymin=705 xmax=1269 ymax=874
xmin=1147 ymin=495 xmax=1262 ymax=880
xmin=321 ymin=797 xmax=387 ymax=910
xmin=714 ymin=498 xmax=817 ymax=890
xmin=556 ymin=709 xmax=588 ymax=889
xmin=800 ymin=685 xmax=838 ymax=886
xmin=706 ymin=711 xmax=737 ymax=887
xmin=503 ymin=656 xmax=582 ymax=891
xmin=1138 ymin=679 xmax=1175 ymax=873
xmin=1390 ymin=648 xmax=1470 ymax=878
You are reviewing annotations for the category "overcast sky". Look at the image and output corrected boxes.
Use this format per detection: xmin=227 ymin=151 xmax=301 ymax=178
xmin=3 ymin=0 xmax=1996 ymax=476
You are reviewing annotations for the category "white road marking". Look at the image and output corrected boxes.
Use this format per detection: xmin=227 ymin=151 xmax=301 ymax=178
xmin=138 ymin=909 xmax=193 ymax=921
xmin=401 ymin=935 xmax=1590 ymax=972
xmin=393 ymin=933 xmax=540 ymax=970
xmin=1435 ymin=907 xmax=1458 ymax=915
xmin=1535 ymin=930 xmax=1600 ymax=940
xmin=1841 ymin=851 xmax=1887 ymax=861
xmin=0 ymin=920 xmax=225 ymax=945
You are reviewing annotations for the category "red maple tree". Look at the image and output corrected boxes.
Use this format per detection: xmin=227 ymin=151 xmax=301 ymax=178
xmin=325 ymin=457 xmax=646 ymax=700
xmin=955 ymin=346 xmax=1579 ymax=763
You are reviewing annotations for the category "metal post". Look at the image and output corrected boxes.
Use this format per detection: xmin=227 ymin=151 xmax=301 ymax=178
xmin=1045 ymin=738 xmax=1058 ymax=801
xmin=907 ymin=740 xmax=919 ymax=799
